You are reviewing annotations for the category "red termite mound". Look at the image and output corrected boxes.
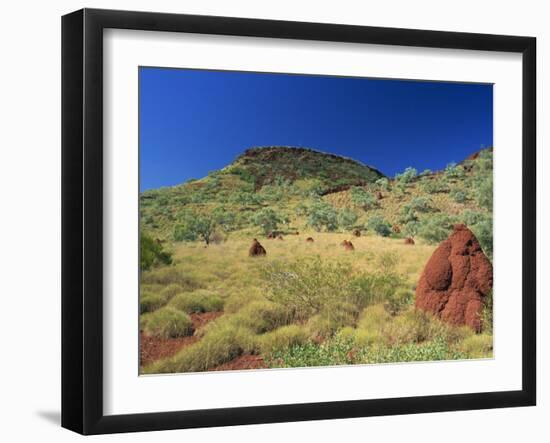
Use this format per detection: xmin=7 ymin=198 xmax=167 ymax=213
xmin=249 ymin=239 xmax=267 ymax=257
xmin=341 ymin=240 xmax=355 ymax=251
xmin=415 ymin=224 xmax=493 ymax=332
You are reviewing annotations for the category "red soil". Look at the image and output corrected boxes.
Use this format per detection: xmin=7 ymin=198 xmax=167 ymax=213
xmin=210 ymin=354 xmax=267 ymax=371
xmin=140 ymin=311 xmax=223 ymax=366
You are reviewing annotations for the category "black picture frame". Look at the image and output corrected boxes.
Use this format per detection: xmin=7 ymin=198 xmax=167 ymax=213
xmin=62 ymin=8 xmax=536 ymax=435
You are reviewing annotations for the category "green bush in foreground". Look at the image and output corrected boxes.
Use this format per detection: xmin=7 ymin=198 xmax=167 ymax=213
xmin=169 ymin=289 xmax=224 ymax=313
xmin=233 ymin=300 xmax=291 ymax=333
xmin=259 ymin=325 xmax=309 ymax=354
xmin=266 ymin=335 xmax=467 ymax=369
xmin=144 ymin=318 xmax=258 ymax=373
xmin=261 ymin=257 xmax=355 ymax=318
xmin=140 ymin=291 xmax=167 ymax=314
xmin=457 ymin=333 xmax=493 ymax=358
xmin=143 ymin=307 xmax=194 ymax=339
xmin=306 ymin=302 xmax=359 ymax=340
xmin=140 ymin=233 xmax=172 ymax=271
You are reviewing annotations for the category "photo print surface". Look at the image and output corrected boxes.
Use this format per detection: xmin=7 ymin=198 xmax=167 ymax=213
xmin=138 ymin=67 xmax=494 ymax=375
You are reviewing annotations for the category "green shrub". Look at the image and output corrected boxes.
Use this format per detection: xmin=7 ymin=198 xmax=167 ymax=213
xmin=269 ymin=322 xmax=466 ymax=367
xmin=354 ymin=304 xmax=391 ymax=345
xmin=399 ymin=197 xmax=433 ymax=224
xmin=444 ymin=162 xmax=465 ymax=179
xmin=252 ymin=208 xmax=282 ymax=235
xmin=169 ymin=289 xmax=224 ymax=313
xmin=375 ymin=177 xmax=391 ymax=191
xmin=450 ymin=189 xmax=467 ymax=203
xmin=174 ymin=210 xmax=216 ymax=245
xmin=395 ymin=167 xmax=417 ymax=184
xmin=233 ymin=300 xmax=291 ymax=333
xmin=384 ymin=309 xmax=444 ymax=345
xmin=363 ymin=337 xmax=466 ymax=364
xmin=223 ymin=291 xmax=264 ymax=314
xmin=145 ymin=319 xmax=258 ymax=373
xmin=403 ymin=220 xmax=420 ymax=238
xmin=338 ymin=208 xmax=358 ymax=230
xmin=306 ymin=302 xmax=359 ymax=340
xmin=212 ymin=206 xmax=237 ymax=232
xmin=384 ymin=289 xmax=414 ymax=316
xmin=266 ymin=336 xmax=361 ymax=368
xmin=139 ymin=312 xmax=151 ymax=330
xmin=349 ymin=271 xmax=405 ymax=309
xmin=458 ymin=334 xmax=493 ymax=358
xmin=407 ymin=197 xmax=432 ymax=213
xmin=160 ymin=284 xmax=184 ymax=300
xmin=140 ymin=233 xmax=172 ymax=271
xmin=261 ymin=257 xmax=354 ymax=318
xmin=367 ymin=215 xmax=392 ymax=237
xmin=421 ymin=176 xmax=449 ymax=194
xmin=350 ymin=187 xmax=377 ymax=210
xmin=259 ymin=325 xmax=309 ymax=354
xmin=294 ymin=203 xmax=309 ymax=217
xmin=473 ymin=175 xmax=493 ymax=211
xmin=417 ymin=213 xmax=456 ymax=244
xmin=143 ymin=307 xmax=194 ymax=339
xmin=307 ymin=201 xmax=339 ymax=231
xmin=141 ymin=267 xmax=201 ymax=290
xmin=461 ymin=211 xmax=493 ymax=259
xmin=140 ymin=291 xmax=166 ymax=314
xmin=140 ymin=283 xmax=183 ymax=314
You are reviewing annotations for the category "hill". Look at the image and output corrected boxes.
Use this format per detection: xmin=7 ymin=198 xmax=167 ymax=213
xmin=226 ymin=146 xmax=384 ymax=190
xmin=140 ymin=146 xmax=493 ymax=260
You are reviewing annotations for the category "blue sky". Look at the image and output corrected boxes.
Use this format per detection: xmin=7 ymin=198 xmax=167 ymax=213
xmin=139 ymin=67 xmax=493 ymax=192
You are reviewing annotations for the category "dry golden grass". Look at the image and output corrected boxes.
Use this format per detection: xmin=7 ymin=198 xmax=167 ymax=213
xmin=171 ymin=231 xmax=435 ymax=293
xmin=141 ymin=229 xmax=492 ymax=373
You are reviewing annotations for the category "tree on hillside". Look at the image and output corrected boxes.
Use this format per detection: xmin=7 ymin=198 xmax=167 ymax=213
xmin=367 ymin=215 xmax=392 ymax=237
xmin=229 ymin=190 xmax=262 ymax=207
xmin=395 ymin=167 xmax=417 ymax=184
xmin=350 ymin=187 xmax=377 ymax=210
xmin=307 ymin=201 xmax=339 ymax=232
xmin=444 ymin=162 xmax=465 ymax=179
xmin=338 ymin=208 xmax=359 ymax=230
xmin=252 ymin=208 xmax=282 ymax=235
xmin=174 ymin=212 xmax=216 ymax=245
xmin=212 ymin=206 xmax=237 ymax=232
xmin=375 ymin=177 xmax=391 ymax=191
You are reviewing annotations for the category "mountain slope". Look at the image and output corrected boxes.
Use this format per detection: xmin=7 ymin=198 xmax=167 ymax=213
xmin=224 ymin=146 xmax=384 ymax=190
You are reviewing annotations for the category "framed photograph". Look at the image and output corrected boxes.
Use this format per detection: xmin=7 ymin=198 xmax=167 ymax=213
xmin=62 ymin=8 xmax=536 ymax=435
